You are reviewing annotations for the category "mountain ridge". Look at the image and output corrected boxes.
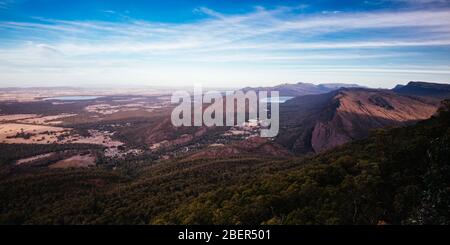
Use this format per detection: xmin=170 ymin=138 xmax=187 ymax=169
xmin=393 ymin=81 xmax=450 ymax=100
xmin=242 ymin=82 xmax=362 ymax=97
xmin=277 ymin=87 xmax=439 ymax=153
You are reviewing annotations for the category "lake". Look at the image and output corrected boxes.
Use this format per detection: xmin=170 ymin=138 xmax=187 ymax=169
xmin=260 ymin=96 xmax=294 ymax=103
xmin=43 ymin=96 xmax=102 ymax=101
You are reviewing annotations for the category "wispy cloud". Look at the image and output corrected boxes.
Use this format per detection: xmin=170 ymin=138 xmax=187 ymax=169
xmin=394 ymin=0 xmax=450 ymax=4
xmin=0 ymin=6 xmax=450 ymax=87
xmin=0 ymin=1 xmax=10 ymax=9
xmin=101 ymin=10 xmax=116 ymax=14
xmin=2 ymin=8 xmax=450 ymax=53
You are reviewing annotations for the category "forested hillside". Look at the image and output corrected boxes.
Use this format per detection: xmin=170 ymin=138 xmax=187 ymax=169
xmin=1 ymin=101 xmax=449 ymax=225
xmin=159 ymin=101 xmax=450 ymax=225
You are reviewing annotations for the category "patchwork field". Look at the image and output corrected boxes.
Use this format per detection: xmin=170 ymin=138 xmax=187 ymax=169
xmin=0 ymin=90 xmax=179 ymax=166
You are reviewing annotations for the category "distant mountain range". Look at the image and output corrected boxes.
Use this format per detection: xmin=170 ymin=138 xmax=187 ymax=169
xmin=242 ymin=82 xmax=362 ymax=97
xmin=243 ymin=81 xmax=450 ymax=99
xmin=393 ymin=81 xmax=450 ymax=100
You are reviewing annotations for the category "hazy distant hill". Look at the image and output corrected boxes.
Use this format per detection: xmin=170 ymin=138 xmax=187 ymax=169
xmin=277 ymin=88 xmax=438 ymax=153
xmin=393 ymin=81 xmax=450 ymax=100
xmin=242 ymin=82 xmax=361 ymax=97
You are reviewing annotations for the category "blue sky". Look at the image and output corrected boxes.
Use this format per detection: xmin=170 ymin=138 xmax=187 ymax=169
xmin=0 ymin=0 xmax=450 ymax=88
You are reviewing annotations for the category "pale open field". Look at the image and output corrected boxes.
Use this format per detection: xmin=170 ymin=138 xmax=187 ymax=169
xmin=15 ymin=153 xmax=56 ymax=165
xmin=60 ymin=129 xmax=123 ymax=147
xmin=49 ymin=154 xmax=96 ymax=169
xmin=17 ymin=114 xmax=77 ymax=125
xmin=0 ymin=123 xmax=69 ymax=144
xmin=0 ymin=122 xmax=123 ymax=147
xmin=0 ymin=114 xmax=39 ymax=122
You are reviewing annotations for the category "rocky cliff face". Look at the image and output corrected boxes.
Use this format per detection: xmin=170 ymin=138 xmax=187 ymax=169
xmin=278 ymin=88 xmax=439 ymax=153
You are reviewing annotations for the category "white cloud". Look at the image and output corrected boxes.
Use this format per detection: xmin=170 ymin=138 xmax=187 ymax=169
xmin=101 ymin=10 xmax=116 ymax=14
xmin=0 ymin=6 xmax=450 ymax=87
xmin=0 ymin=1 xmax=11 ymax=9
xmin=394 ymin=0 xmax=450 ymax=3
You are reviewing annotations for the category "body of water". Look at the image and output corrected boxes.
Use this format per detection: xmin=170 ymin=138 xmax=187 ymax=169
xmin=44 ymin=96 xmax=102 ymax=101
xmin=260 ymin=96 xmax=294 ymax=103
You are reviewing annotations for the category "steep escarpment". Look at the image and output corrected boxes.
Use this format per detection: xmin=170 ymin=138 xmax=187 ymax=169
xmin=278 ymin=88 xmax=438 ymax=153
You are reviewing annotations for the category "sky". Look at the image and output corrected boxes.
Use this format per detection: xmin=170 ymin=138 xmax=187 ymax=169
xmin=0 ymin=0 xmax=450 ymax=88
